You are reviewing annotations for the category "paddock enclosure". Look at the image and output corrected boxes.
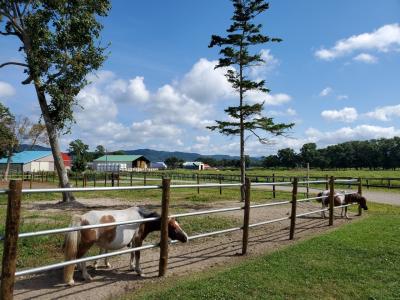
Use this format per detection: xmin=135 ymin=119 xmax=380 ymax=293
xmin=0 ymin=177 xmax=363 ymax=300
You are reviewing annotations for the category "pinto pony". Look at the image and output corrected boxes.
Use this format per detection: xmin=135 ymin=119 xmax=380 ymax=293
xmin=63 ymin=207 xmax=188 ymax=285
xmin=317 ymin=190 xmax=368 ymax=219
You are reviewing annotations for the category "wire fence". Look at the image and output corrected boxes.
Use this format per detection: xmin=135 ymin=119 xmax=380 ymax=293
xmin=0 ymin=176 xmax=363 ymax=300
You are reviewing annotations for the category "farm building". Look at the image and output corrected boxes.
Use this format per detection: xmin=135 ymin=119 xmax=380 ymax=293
xmin=92 ymin=155 xmax=150 ymax=171
xmin=182 ymin=161 xmax=205 ymax=170
xmin=0 ymin=151 xmax=54 ymax=172
xmin=62 ymin=153 xmax=72 ymax=170
xmin=150 ymin=162 xmax=167 ymax=169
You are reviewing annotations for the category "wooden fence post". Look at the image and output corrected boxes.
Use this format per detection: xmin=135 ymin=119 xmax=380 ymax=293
xmin=117 ymin=170 xmax=120 ymax=187
xmin=94 ymin=173 xmax=96 ymax=187
xmin=219 ymin=175 xmax=222 ymax=195
xmin=130 ymin=172 xmax=133 ymax=186
xmin=272 ymin=173 xmax=276 ymax=199
xmin=159 ymin=178 xmax=171 ymax=277
xmin=1 ymin=180 xmax=23 ymax=300
xmin=329 ymin=176 xmax=335 ymax=226
xmin=289 ymin=177 xmax=298 ymax=240
xmin=144 ymin=172 xmax=147 ymax=186
xmin=111 ymin=172 xmax=115 ymax=187
xmin=325 ymin=174 xmax=329 ymax=190
xmin=242 ymin=177 xmax=251 ymax=255
xmin=358 ymin=177 xmax=363 ymax=216
xmin=29 ymin=173 xmax=33 ymax=189
xmin=104 ymin=172 xmax=107 ymax=187
xmin=197 ymin=174 xmax=200 ymax=194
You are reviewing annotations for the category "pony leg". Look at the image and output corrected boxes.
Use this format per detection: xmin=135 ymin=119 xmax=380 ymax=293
xmin=104 ymin=250 xmax=111 ymax=269
xmin=345 ymin=206 xmax=349 ymax=219
xmin=321 ymin=202 xmax=326 ymax=219
xmin=132 ymin=236 xmax=144 ymax=276
xmin=79 ymin=262 xmax=92 ymax=281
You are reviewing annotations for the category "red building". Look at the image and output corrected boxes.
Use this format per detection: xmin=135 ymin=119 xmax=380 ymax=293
xmin=61 ymin=153 xmax=72 ymax=169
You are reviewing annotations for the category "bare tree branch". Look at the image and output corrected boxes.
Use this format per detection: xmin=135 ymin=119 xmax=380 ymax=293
xmin=0 ymin=8 xmax=24 ymax=34
xmin=0 ymin=31 xmax=18 ymax=36
xmin=0 ymin=61 xmax=28 ymax=68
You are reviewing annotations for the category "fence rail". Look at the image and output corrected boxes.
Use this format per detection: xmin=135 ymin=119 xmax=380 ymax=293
xmin=1 ymin=169 xmax=398 ymax=190
xmin=0 ymin=176 xmax=363 ymax=300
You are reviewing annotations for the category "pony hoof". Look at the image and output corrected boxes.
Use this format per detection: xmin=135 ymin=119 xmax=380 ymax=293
xmin=106 ymin=263 xmax=112 ymax=269
xmin=66 ymin=280 xmax=75 ymax=286
xmin=84 ymin=275 xmax=93 ymax=281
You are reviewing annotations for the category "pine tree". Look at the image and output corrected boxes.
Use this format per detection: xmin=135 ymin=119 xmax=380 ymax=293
xmin=208 ymin=0 xmax=294 ymax=200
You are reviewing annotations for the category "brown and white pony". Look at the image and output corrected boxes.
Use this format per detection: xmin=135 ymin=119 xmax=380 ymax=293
xmin=317 ymin=190 xmax=368 ymax=218
xmin=63 ymin=207 xmax=188 ymax=286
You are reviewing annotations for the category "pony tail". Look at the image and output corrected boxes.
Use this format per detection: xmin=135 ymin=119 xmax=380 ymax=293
xmin=63 ymin=214 xmax=82 ymax=285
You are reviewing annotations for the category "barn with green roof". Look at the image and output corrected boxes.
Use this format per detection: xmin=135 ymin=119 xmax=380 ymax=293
xmin=93 ymin=155 xmax=150 ymax=171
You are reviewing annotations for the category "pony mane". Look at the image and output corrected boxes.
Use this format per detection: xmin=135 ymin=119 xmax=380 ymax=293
xmin=137 ymin=207 xmax=160 ymax=219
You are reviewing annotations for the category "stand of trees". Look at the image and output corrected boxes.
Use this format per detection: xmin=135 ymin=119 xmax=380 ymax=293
xmin=262 ymin=138 xmax=400 ymax=170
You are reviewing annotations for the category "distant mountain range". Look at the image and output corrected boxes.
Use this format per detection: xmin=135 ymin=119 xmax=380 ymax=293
xmin=18 ymin=145 xmax=245 ymax=162
xmin=124 ymin=149 xmax=240 ymax=162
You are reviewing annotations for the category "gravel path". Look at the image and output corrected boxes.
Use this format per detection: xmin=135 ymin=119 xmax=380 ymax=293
xmin=13 ymin=198 xmax=361 ymax=300
xmin=254 ymin=185 xmax=400 ymax=206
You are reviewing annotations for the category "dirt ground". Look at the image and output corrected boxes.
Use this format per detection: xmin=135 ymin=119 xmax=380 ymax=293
xmin=11 ymin=197 xmax=361 ymax=300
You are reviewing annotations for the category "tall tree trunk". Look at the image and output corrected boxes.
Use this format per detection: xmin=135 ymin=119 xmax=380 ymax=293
xmin=239 ymin=60 xmax=245 ymax=202
xmin=34 ymin=83 xmax=75 ymax=202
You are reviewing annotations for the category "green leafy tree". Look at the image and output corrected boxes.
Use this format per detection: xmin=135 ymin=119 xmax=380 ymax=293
xmin=277 ymin=148 xmax=298 ymax=168
xmin=69 ymin=139 xmax=89 ymax=173
xmin=300 ymin=143 xmax=319 ymax=166
xmin=0 ymin=1 xmax=110 ymax=202
xmin=262 ymin=154 xmax=279 ymax=168
xmin=165 ymin=157 xmax=184 ymax=169
xmin=94 ymin=145 xmax=106 ymax=159
xmin=207 ymin=0 xmax=294 ymax=200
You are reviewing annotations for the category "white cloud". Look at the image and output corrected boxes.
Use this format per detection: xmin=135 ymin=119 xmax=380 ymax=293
xmin=364 ymin=104 xmax=400 ymax=121
xmin=126 ymin=77 xmax=150 ymax=103
xmin=246 ymin=90 xmax=291 ymax=106
xmin=268 ymin=108 xmax=297 ymax=117
xmin=319 ymin=87 xmax=333 ymax=97
xmin=315 ymin=23 xmax=400 ymax=60
xmin=0 ymin=81 xmax=16 ymax=98
xmin=68 ymin=57 xmax=291 ymax=152
xmin=321 ymin=107 xmax=358 ymax=123
xmin=179 ymin=58 xmax=233 ymax=103
xmin=195 ymin=135 xmax=210 ymax=144
xmin=353 ymin=53 xmax=378 ymax=64
xmin=305 ymin=125 xmax=400 ymax=145
xmin=337 ymin=94 xmax=349 ymax=100
xmin=249 ymin=49 xmax=279 ymax=79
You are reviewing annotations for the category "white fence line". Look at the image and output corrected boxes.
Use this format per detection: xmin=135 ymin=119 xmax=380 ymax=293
xmin=1 ymin=178 xmax=361 ymax=280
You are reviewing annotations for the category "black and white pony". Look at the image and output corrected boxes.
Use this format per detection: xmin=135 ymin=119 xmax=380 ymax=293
xmin=317 ymin=190 xmax=368 ymax=219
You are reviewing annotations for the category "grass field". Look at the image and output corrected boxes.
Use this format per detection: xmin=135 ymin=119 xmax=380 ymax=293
xmin=124 ymin=202 xmax=400 ymax=300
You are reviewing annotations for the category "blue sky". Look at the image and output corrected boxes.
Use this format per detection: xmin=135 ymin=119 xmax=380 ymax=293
xmin=1 ymin=0 xmax=400 ymax=156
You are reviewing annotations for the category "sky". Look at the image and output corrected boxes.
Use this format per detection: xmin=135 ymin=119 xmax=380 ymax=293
xmin=1 ymin=0 xmax=400 ymax=157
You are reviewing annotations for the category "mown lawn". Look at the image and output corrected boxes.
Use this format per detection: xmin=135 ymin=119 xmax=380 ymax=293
xmin=126 ymin=202 xmax=400 ymax=300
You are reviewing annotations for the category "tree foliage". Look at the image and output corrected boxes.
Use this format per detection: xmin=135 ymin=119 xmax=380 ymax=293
xmin=69 ymin=139 xmax=89 ymax=172
xmin=262 ymin=138 xmax=400 ymax=170
xmin=207 ymin=0 xmax=294 ymax=198
xmin=0 ymin=0 xmax=111 ymax=131
xmin=165 ymin=156 xmax=184 ymax=169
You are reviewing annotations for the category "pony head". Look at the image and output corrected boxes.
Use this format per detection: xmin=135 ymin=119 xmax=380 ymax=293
xmin=168 ymin=218 xmax=188 ymax=243
xmin=359 ymin=196 xmax=368 ymax=210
